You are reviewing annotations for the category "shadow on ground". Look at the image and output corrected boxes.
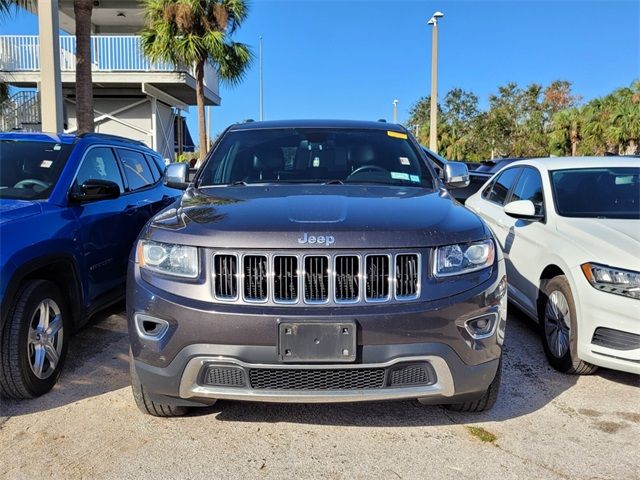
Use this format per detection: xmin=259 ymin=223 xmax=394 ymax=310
xmin=3 ymin=304 xmax=637 ymax=425
xmin=2 ymin=302 xmax=131 ymax=417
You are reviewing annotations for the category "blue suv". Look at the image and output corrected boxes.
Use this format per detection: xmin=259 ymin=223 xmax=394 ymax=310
xmin=0 ymin=132 xmax=181 ymax=399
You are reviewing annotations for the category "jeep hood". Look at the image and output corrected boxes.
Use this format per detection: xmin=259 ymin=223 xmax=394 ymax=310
xmin=148 ymin=185 xmax=488 ymax=249
xmin=0 ymin=199 xmax=42 ymax=225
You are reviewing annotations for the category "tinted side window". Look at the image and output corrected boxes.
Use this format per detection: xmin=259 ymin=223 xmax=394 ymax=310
xmin=511 ymin=168 xmax=544 ymax=215
xmin=118 ymin=149 xmax=154 ymax=191
xmin=487 ymin=168 xmax=521 ymax=205
xmin=481 ymin=179 xmax=495 ymax=199
xmin=146 ymin=154 xmax=165 ymax=181
xmin=75 ymin=147 xmax=124 ymax=193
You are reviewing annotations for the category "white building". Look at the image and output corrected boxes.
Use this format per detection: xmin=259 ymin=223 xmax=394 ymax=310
xmin=0 ymin=0 xmax=219 ymax=159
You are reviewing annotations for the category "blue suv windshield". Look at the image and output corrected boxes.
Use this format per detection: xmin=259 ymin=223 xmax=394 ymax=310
xmin=0 ymin=140 xmax=74 ymax=200
xmin=198 ymin=128 xmax=435 ymax=188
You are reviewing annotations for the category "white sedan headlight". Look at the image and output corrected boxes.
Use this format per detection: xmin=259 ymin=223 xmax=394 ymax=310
xmin=433 ymin=239 xmax=495 ymax=277
xmin=581 ymin=263 xmax=640 ymax=300
xmin=137 ymin=240 xmax=199 ymax=278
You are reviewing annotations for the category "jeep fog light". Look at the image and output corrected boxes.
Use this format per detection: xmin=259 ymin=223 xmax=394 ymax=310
xmin=465 ymin=313 xmax=498 ymax=339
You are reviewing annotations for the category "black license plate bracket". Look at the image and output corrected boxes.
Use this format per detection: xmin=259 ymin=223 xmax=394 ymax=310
xmin=278 ymin=321 xmax=356 ymax=363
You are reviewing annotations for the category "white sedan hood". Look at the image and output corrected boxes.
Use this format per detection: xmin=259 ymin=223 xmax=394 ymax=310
xmin=557 ymin=217 xmax=640 ymax=270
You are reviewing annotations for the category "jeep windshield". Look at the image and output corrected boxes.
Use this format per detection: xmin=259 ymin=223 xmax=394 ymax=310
xmin=551 ymin=167 xmax=640 ymax=219
xmin=197 ymin=128 xmax=435 ymax=188
xmin=0 ymin=140 xmax=74 ymax=200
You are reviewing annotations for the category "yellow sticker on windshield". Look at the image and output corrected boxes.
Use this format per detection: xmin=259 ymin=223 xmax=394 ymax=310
xmin=387 ymin=131 xmax=407 ymax=139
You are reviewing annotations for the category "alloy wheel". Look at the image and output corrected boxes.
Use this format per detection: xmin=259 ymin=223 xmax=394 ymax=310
xmin=544 ymin=290 xmax=571 ymax=359
xmin=26 ymin=298 xmax=64 ymax=380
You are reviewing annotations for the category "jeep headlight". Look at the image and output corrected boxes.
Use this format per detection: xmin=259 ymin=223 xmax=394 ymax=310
xmin=434 ymin=239 xmax=495 ymax=277
xmin=581 ymin=263 xmax=640 ymax=300
xmin=137 ymin=240 xmax=199 ymax=278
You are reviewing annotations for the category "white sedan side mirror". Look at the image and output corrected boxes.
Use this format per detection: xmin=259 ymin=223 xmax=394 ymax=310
xmin=504 ymin=200 xmax=544 ymax=221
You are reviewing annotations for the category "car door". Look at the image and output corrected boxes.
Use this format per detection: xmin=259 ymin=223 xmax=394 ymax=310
xmin=115 ymin=148 xmax=174 ymax=252
xmin=471 ymin=167 xmax=523 ymax=257
xmin=70 ymin=146 xmax=130 ymax=301
xmin=501 ymin=167 xmax=547 ymax=314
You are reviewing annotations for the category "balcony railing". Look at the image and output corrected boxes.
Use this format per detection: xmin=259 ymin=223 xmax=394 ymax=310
xmin=0 ymin=34 xmax=188 ymax=73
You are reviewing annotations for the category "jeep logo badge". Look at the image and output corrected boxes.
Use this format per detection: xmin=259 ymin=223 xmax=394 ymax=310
xmin=298 ymin=232 xmax=335 ymax=246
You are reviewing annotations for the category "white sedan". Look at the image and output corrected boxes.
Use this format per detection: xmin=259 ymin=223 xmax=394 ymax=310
xmin=466 ymin=156 xmax=639 ymax=375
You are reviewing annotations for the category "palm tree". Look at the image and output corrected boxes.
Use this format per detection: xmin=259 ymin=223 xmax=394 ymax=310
xmin=549 ymin=108 xmax=582 ymax=156
xmin=141 ymin=0 xmax=252 ymax=164
xmin=74 ymin=0 xmax=94 ymax=133
xmin=0 ymin=0 xmax=32 ymax=16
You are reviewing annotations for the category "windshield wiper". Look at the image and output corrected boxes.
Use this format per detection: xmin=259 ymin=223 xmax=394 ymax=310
xmin=323 ymin=179 xmax=344 ymax=185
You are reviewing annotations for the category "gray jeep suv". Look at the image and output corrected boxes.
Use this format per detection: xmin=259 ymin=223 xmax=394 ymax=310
xmin=127 ymin=120 xmax=507 ymax=417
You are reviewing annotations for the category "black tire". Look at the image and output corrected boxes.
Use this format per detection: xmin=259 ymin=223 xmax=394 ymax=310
xmin=129 ymin=350 xmax=188 ymax=417
xmin=539 ymin=275 xmax=597 ymax=375
xmin=0 ymin=280 xmax=69 ymax=399
xmin=444 ymin=358 xmax=502 ymax=412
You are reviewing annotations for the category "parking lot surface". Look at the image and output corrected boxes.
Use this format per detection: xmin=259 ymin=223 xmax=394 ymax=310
xmin=1 ymin=305 xmax=638 ymax=480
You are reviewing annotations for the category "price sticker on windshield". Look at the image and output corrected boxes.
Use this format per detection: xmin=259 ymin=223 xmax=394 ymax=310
xmin=387 ymin=131 xmax=407 ymax=139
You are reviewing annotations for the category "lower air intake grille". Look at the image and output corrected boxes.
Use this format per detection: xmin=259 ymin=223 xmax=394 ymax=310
xmin=304 ymin=256 xmax=329 ymax=302
xmin=366 ymin=255 xmax=390 ymax=300
xmin=395 ymin=254 xmax=419 ymax=298
xmin=243 ymin=255 xmax=268 ymax=301
xmin=203 ymin=366 xmax=245 ymax=387
xmin=249 ymin=368 xmax=385 ymax=390
xmin=592 ymin=328 xmax=640 ymax=351
xmin=389 ymin=364 xmax=433 ymax=386
xmin=213 ymin=254 xmax=238 ymax=300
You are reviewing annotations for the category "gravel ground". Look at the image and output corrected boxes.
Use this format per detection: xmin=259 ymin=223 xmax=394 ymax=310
xmin=1 ymin=305 xmax=638 ymax=480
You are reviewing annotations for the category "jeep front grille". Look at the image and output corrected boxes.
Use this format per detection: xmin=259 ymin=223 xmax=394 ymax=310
xmin=212 ymin=251 xmax=421 ymax=305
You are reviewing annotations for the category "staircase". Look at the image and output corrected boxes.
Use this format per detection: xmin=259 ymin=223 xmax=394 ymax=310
xmin=0 ymin=91 xmax=41 ymax=132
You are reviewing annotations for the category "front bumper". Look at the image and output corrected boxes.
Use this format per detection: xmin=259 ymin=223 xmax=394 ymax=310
xmin=573 ymin=268 xmax=640 ymax=374
xmin=128 ymin=259 xmax=507 ymax=406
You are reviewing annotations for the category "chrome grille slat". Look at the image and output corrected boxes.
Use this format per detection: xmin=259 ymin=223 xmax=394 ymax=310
xmin=243 ymin=255 xmax=268 ymax=301
xmin=395 ymin=254 xmax=419 ymax=299
xmin=365 ymin=255 xmax=390 ymax=301
xmin=335 ymin=255 xmax=359 ymax=302
xmin=212 ymin=251 xmax=420 ymax=305
xmin=274 ymin=255 xmax=298 ymax=303
xmin=213 ymin=254 xmax=238 ymax=300
xmin=304 ymin=256 xmax=329 ymax=303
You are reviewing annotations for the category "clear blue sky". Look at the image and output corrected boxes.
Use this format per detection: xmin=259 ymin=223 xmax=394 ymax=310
xmin=2 ymin=0 xmax=638 ymax=143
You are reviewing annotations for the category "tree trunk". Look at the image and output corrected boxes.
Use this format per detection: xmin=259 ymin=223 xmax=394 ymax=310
xmin=74 ymin=0 xmax=94 ymax=134
xmin=195 ymin=59 xmax=207 ymax=167
xmin=570 ymin=128 xmax=578 ymax=156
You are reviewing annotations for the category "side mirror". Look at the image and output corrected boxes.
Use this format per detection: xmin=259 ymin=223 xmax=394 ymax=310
xmin=69 ymin=179 xmax=120 ymax=202
xmin=444 ymin=162 xmax=470 ymax=189
xmin=164 ymin=162 xmax=190 ymax=190
xmin=504 ymin=200 xmax=544 ymax=221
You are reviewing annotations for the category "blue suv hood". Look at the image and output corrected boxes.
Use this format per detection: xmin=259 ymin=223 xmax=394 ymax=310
xmin=0 ymin=199 xmax=43 ymax=224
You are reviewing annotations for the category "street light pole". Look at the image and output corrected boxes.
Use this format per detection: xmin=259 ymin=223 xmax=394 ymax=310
xmin=428 ymin=11 xmax=443 ymax=153
xmin=259 ymin=35 xmax=264 ymax=121
xmin=392 ymin=99 xmax=399 ymax=123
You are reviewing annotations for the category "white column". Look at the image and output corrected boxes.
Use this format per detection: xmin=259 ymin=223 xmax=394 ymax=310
xmin=150 ymin=96 xmax=158 ymax=151
xmin=38 ymin=0 xmax=64 ymax=132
